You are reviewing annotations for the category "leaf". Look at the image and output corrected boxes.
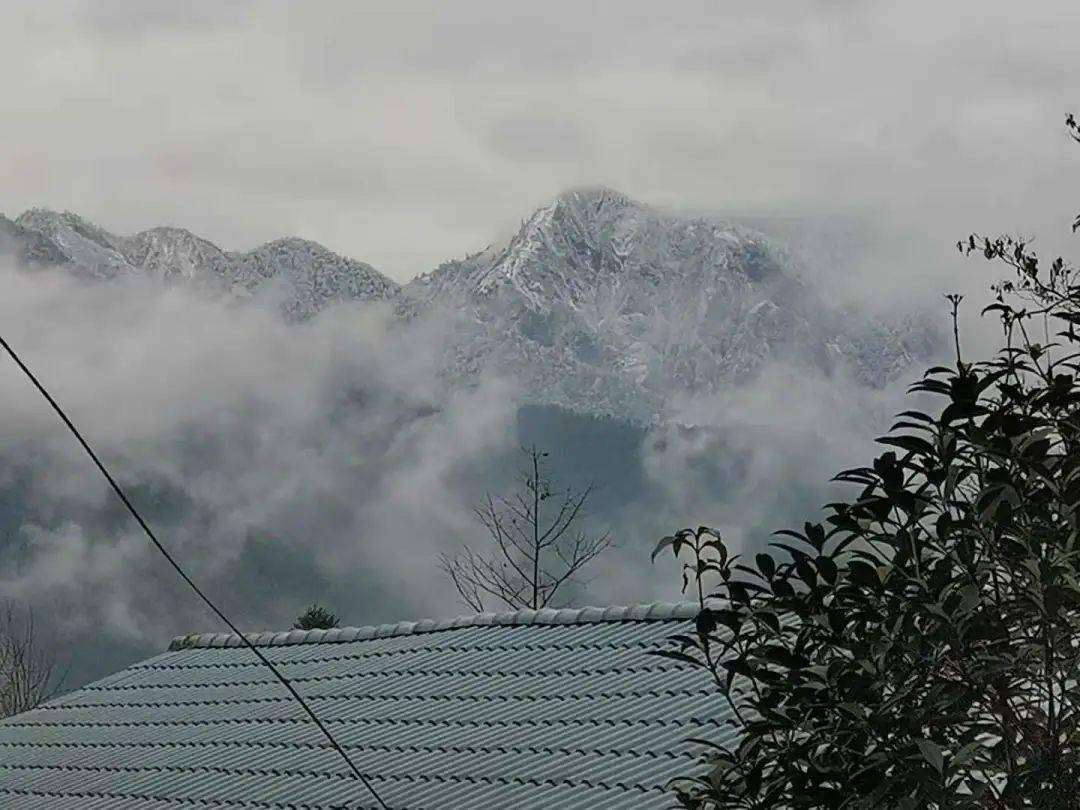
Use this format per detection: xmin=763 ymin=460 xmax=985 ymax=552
xmin=771 ymin=578 xmax=795 ymax=598
xmin=756 ymin=553 xmax=776 ymax=580
xmin=652 ymin=535 xmax=679 ymax=562
xmin=745 ymin=762 xmax=763 ymax=795
xmin=795 ymin=557 xmax=818 ymax=587
xmin=958 ymin=583 xmax=980 ymax=613
xmin=722 ymin=655 xmax=753 ymax=683
xmin=916 ymin=739 xmax=944 ymax=775
xmin=847 ymin=560 xmax=880 ymax=588
xmin=805 ymin=522 xmax=826 ymax=550
xmin=877 ymin=435 xmax=936 ymax=456
xmin=756 ymin=609 xmax=781 ymax=634
xmin=949 ymin=741 xmax=983 ymax=771
xmin=815 ymin=555 xmax=839 ymax=584
xmin=695 ymin=609 xmax=717 ymax=635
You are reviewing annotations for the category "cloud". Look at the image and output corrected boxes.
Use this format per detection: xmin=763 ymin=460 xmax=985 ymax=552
xmin=0 ymin=260 xmax=527 ymax=684
xmin=585 ymin=360 xmax=916 ymax=602
xmin=2 ymin=1 xmax=1076 ymax=282
xmin=0 ymin=250 xmax=948 ymax=689
xmin=0 ymin=0 xmax=1069 ymax=689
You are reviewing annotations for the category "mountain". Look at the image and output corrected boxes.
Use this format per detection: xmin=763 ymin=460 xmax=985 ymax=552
xmin=9 ymin=191 xmax=939 ymax=423
xmin=15 ymin=209 xmax=137 ymax=279
xmin=0 ymin=214 xmax=70 ymax=269
xmin=401 ymin=187 xmax=938 ymax=422
xmin=11 ymin=209 xmax=399 ymax=319
xmin=226 ymin=237 xmax=398 ymax=322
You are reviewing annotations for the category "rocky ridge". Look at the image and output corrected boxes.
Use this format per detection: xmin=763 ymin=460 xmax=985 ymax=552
xmin=6 ymin=190 xmax=939 ymax=423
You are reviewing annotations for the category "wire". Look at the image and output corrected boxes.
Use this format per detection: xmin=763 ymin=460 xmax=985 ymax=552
xmin=0 ymin=335 xmax=390 ymax=810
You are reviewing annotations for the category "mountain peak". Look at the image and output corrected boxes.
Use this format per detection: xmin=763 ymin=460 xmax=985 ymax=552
xmin=400 ymin=190 xmax=937 ymax=420
xmin=254 ymin=236 xmax=327 ymax=253
xmin=124 ymin=226 xmax=230 ymax=282
xmin=0 ymin=214 xmax=70 ymax=267
xmin=15 ymin=208 xmax=132 ymax=278
xmin=230 ymin=235 xmax=399 ymax=320
xmin=9 ymin=197 xmax=938 ymax=421
xmin=551 ymin=185 xmax=636 ymax=209
xmin=16 ymin=208 xmax=122 ymax=249
xmin=13 ymin=211 xmax=397 ymax=317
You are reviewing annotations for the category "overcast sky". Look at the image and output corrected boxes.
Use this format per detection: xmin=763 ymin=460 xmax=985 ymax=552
xmin=2 ymin=1 xmax=1079 ymax=686
xmin=3 ymin=0 xmax=1078 ymax=282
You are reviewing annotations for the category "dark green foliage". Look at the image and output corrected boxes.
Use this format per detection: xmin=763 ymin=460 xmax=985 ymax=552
xmin=654 ymin=117 xmax=1080 ymax=809
xmin=292 ymin=604 xmax=339 ymax=631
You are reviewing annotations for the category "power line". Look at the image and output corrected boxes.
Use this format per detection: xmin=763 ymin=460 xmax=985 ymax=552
xmin=0 ymin=335 xmax=390 ymax=810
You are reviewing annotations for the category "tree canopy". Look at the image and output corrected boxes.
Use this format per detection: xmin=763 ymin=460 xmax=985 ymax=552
xmin=654 ymin=117 xmax=1080 ymax=809
xmin=293 ymin=604 xmax=339 ymax=631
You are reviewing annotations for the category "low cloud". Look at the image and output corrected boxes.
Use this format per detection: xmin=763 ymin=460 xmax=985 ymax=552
xmin=0 ymin=262 xmax=525 ymax=683
xmin=3 ymin=2 xmax=1077 ymax=281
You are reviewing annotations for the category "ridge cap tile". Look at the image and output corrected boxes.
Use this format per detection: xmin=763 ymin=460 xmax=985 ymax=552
xmin=553 ymin=608 xmax=578 ymax=624
xmin=602 ymin=606 xmax=627 ymax=621
xmin=670 ymin=603 xmax=700 ymax=619
xmin=534 ymin=608 xmax=560 ymax=624
xmin=164 ymin=601 xmax=699 ymax=650
xmin=645 ymin=602 xmax=676 ymax=619
xmin=577 ymin=606 xmax=604 ymax=623
xmin=513 ymin=608 xmax=537 ymax=625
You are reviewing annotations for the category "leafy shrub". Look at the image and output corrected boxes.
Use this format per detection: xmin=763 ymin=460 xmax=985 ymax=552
xmin=653 ymin=118 xmax=1080 ymax=809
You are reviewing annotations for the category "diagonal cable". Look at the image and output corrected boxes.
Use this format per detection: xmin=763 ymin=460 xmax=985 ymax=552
xmin=0 ymin=334 xmax=390 ymax=810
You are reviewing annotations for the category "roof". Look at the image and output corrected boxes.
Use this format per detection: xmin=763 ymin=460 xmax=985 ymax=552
xmin=0 ymin=602 xmax=732 ymax=809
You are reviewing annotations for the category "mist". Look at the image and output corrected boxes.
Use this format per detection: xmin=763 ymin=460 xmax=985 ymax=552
xmin=0 ymin=231 xmax=960 ymax=689
xmin=0 ymin=263 xmax=524 ymax=684
xmin=2 ymin=0 xmax=1074 ymax=691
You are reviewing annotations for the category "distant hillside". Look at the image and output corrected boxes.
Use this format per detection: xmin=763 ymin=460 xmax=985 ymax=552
xmin=7 ymin=189 xmax=939 ymax=423
xmin=11 ymin=209 xmax=398 ymax=320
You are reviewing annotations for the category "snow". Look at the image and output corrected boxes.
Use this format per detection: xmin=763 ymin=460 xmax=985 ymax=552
xmin=398 ymin=187 xmax=939 ymax=422
xmin=13 ymin=211 xmax=399 ymax=320
xmin=13 ymin=190 xmax=939 ymax=424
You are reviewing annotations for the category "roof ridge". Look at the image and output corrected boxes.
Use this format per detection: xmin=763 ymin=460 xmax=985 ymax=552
xmin=167 ymin=601 xmax=699 ymax=651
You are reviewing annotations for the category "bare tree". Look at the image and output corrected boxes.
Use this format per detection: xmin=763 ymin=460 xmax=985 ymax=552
xmin=440 ymin=446 xmax=612 ymax=611
xmin=0 ymin=602 xmax=60 ymax=718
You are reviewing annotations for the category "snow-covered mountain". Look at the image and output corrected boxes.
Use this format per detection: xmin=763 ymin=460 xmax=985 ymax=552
xmin=8 ymin=190 xmax=939 ymax=423
xmin=400 ymin=187 xmax=938 ymax=421
xmin=11 ymin=209 xmax=398 ymax=319
xmin=0 ymin=214 xmax=71 ymax=269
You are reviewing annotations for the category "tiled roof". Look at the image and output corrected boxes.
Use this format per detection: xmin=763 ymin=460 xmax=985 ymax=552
xmin=0 ymin=601 xmax=730 ymax=809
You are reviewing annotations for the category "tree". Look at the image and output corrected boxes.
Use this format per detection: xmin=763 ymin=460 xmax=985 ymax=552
xmin=652 ymin=117 xmax=1080 ymax=809
xmin=0 ymin=602 xmax=60 ymax=718
xmin=293 ymin=603 xmax=339 ymax=631
xmin=440 ymin=445 xmax=612 ymax=611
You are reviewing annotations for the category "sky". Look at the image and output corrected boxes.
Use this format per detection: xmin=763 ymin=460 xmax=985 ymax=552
xmin=2 ymin=0 xmax=1078 ymax=282
xmin=1 ymin=1 xmax=1079 ymax=688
